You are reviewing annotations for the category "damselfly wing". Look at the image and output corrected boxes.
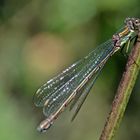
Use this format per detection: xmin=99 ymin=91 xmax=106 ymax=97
xmin=34 ymin=39 xmax=114 ymax=113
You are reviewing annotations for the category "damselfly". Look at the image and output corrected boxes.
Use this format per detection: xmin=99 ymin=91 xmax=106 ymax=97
xmin=33 ymin=18 xmax=140 ymax=132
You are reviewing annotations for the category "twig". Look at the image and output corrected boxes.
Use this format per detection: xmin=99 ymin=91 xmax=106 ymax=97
xmin=99 ymin=33 xmax=140 ymax=140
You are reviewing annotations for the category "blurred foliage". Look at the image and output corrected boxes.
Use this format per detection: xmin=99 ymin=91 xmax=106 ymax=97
xmin=0 ymin=0 xmax=140 ymax=140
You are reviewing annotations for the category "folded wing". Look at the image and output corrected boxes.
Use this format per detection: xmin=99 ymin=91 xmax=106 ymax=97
xmin=34 ymin=39 xmax=114 ymax=119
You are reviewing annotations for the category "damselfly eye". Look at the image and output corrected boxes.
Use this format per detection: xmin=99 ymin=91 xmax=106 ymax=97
xmin=134 ymin=19 xmax=140 ymax=25
xmin=132 ymin=19 xmax=140 ymax=31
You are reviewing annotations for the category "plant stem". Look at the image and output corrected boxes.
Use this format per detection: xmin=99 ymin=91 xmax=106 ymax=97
xmin=99 ymin=34 xmax=140 ymax=140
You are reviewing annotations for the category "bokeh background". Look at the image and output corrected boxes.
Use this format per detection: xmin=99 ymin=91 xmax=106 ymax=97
xmin=0 ymin=0 xmax=140 ymax=140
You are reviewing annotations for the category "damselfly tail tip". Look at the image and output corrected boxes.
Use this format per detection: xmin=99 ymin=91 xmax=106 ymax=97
xmin=37 ymin=124 xmax=50 ymax=133
xmin=37 ymin=118 xmax=52 ymax=132
xmin=37 ymin=126 xmax=46 ymax=133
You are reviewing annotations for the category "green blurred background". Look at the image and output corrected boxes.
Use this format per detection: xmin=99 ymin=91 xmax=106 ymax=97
xmin=0 ymin=0 xmax=140 ymax=140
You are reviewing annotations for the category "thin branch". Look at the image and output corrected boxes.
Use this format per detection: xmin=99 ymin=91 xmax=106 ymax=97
xmin=99 ymin=34 xmax=140 ymax=140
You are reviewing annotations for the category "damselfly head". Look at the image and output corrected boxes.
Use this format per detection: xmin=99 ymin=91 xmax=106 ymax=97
xmin=125 ymin=17 xmax=140 ymax=31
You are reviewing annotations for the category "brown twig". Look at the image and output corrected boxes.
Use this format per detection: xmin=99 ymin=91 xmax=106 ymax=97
xmin=99 ymin=34 xmax=140 ymax=140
